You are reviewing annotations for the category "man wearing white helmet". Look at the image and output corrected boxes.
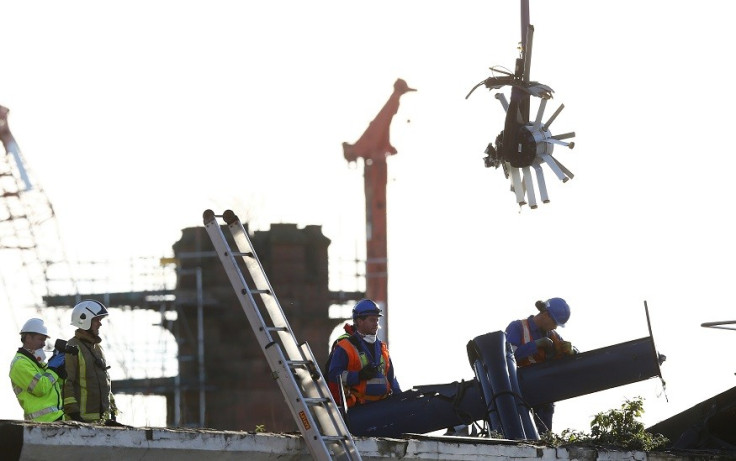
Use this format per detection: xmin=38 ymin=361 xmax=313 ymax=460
xmin=63 ymin=300 xmax=118 ymax=423
xmin=505 ymin=297 xmax=577 ymax=434
xmin=9 ymin=318 xmax=65 ymax=421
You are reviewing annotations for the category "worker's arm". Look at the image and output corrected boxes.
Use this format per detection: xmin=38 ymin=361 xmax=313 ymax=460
xmin=551 ymin=331 xmax=576 ymax=356
xmin=504 ymin=320 xmax=538 ymax=360
xmin=327 ymin=346 xmax=360 ymax=386
xmin=387 ymin=358 xmax=401 ymax=394
xmin=12 ymin=358 xmax=60 ymax=397
xmin=63 ymin=348 xmax=81 ymax=416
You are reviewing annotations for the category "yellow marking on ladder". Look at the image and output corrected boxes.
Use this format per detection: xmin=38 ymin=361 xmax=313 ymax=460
xmin=299 ymin=411 xmax=311 ymax=430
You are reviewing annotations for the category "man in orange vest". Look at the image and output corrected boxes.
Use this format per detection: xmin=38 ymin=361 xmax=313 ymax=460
xmin=505 ymin=297 xmax=577 ymax=433
xmin=327 ymin=299 xmax=401 ymax=408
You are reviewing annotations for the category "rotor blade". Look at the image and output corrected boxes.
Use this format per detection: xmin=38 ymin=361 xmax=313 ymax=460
xmin=702 ymin=320 xmax=736 ymax=327
xmin=543 ymin=103 xmax=565 ymax=131
xmin=509 ymin=166 xmax=526 ymax=205
xmin=540 ymin=153 xmax=569 ymax=182
xmin=522 ymin=166 xmax=537 ymax=208
xmin=533 ymin=98 xmax=548 ymax=132
xmin=532 ymin=159 xmax=549 ymax=203
xmin=541 ymin=153 xmax=574 ymax=182
xmin=550 ymin=156 xmax=575 ymax=181
xmin=495 ymin=93 xmax=510 ymax=112
xmin=543 ymin=138 xmax=574 ymax=148
xmin=552 ymin=131 xmax=575 ymax=141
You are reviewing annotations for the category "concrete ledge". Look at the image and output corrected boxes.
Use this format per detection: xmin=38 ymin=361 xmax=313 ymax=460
xmin=1 ymin=420 xmax=731 ymax=460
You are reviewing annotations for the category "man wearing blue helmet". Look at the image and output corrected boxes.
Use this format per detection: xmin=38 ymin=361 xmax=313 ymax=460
xmin=327 ymin=299 xmax=401 ymax=408
xmin=505 ymin=297 xmax=577 ymax=433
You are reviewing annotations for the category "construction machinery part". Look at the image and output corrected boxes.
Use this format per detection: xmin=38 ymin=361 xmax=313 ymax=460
xmin=342 ymin=78 xmax=415 ymax=346
xmin=648 ymin=385 xmax=736 ymax=450
xmin=468 ymin=331 xmax=536 ymax=439
xmin=346 ymin=332 xmax=665 ymax=439
xmin=466 ymin=0 xmax=576 ymax=208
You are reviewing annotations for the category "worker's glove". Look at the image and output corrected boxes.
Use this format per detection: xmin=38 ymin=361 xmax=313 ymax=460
xmin=534 ymin=337 xmax=554 ymax=353
xmin=67 ymin=412 xmax=84 ymax=422
xmin=560 ymin=341 xmax=574 ymax=355
xmin=48 ymin=352 xmax=65 ymax=369
xmin=358 ymin=364 xmax=379 ymax=381
xmin=48 ymin=352 xmax=67 ymax=379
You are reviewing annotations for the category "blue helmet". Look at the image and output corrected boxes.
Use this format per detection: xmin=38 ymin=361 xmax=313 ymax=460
xmin=545 ymin=297 xmax=570 ymax=327
xmin=352 ymin=299 xmax=382 ymax=321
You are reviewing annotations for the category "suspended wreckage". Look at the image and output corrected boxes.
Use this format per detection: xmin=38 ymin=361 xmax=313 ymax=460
xmin=467 ymin=2 xmax=575 ymax=209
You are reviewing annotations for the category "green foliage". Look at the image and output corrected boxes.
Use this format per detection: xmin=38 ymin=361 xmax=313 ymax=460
xmin=487 ymin=430 xmax=505 ymax=439
xmin=548 ymin=397 xmax=669 ymax=451
xmin=541 ymin=428 xmax=588 ymax=446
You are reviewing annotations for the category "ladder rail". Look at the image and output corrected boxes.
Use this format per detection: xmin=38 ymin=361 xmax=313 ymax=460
xmin=225 ymin=215 xmax=304 ymax=359
xmin=222 ymin=211 xmax=354 ymax=442
xmin=203 ymin=211 xmax=281 ymax=349
xmin=202 ymin=209 xmax=361 ymax=461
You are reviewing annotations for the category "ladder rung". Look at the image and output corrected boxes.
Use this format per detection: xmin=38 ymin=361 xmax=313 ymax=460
xmin=265 ymin=326 xmax=289 ymax=332
xmin=303 ymin=397 xmax=331 ymax=405
xmin=251 ymin=289 xmax=271 ymax=295
xmin=231 ymin=251 xmax=254 ymax=257
xmin=322 ymin=435 xmax=352 ymax=442
xmin=286 ymin=359 xmax=313 ymax=367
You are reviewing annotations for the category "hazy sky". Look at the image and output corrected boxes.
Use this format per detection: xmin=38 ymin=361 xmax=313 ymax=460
xmin=2 ymin=1 xmax=735 ymax=432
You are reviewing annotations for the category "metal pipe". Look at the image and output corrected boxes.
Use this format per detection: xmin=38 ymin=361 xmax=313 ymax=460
xmin=196 ymin=267 xmax=205 ymax=427
xmin=516 ymin=337 xmax=663 ymax=407
xmin=473 ymin=359 xmax=502 ymax=432
xmin=347 ymin=334 xmax=663 ymax=439
xmin=347 ymin=381 xmax=485 ymax=437
xmin=520 ymin=0 xmax=530 ymax=50
xmin=506 ymin=343 xmax=538 ymax=439
xmin=469 ymin=331 xmax=527 ymax=439
xmin=178 ymin=266 xmax=206 ymax=427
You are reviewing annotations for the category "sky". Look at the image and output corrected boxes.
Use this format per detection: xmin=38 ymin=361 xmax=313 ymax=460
xmin=1 ymin=0 xmax=735 ymax=434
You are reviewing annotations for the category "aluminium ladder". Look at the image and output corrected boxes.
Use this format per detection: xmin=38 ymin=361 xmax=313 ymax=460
xmin=202 ymin=209 xmax=361 ymax=461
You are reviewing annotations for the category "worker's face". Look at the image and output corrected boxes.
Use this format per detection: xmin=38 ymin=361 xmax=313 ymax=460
xmin=90 ymin=316 xmax=103 ymax=336
xmin=24 ymin=333 xmax=48 ymax=352
xmin=539 ymin=311 xmax=558 ymax=331
xmin=356 ymin=315 xmax=380 ymax=336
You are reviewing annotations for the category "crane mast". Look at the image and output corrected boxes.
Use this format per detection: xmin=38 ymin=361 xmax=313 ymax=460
xmin=342 ymin=79 xmax=415 ymax=346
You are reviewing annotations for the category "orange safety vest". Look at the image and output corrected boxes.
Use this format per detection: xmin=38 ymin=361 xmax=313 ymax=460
xmin=335 ymin=337 xmax=391 ymax=408
xmin=516 ymin=318 xmax=565 ymax=368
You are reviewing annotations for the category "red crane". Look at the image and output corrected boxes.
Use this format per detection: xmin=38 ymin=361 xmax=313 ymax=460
xmin=343 ymin=79 xmax=415 ymax=346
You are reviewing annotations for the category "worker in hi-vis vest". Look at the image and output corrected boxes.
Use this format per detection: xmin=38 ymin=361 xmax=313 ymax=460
xmin=505 ymin=297 xmax=577 ymax=434
xmin=9 ymin=318 xmax=66 ymax=421
xmin=327 ymin=299 xmax=401 ymax=408
xmin=63 ymin=300 xmax=118 ymax=424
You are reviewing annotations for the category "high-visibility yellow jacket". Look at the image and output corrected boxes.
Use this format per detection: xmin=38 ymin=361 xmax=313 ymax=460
xmin=9 ymin=348 xmax=64 ymax=422
xmin=63 ymin=329 xmax=117 ymax=422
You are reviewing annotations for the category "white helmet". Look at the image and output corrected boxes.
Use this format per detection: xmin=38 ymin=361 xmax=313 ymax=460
xmin=20 ymin=318 xmax=49 ymax=337
xmin=71 ymin=300 xmax=109 ymax=330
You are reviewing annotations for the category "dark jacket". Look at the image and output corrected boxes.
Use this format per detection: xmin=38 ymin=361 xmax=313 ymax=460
xmin=63 ymin=329 xmax=116 ymax=422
